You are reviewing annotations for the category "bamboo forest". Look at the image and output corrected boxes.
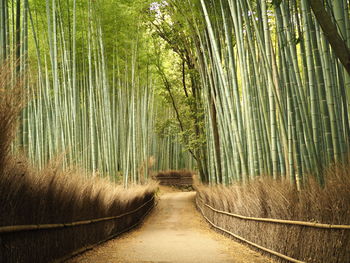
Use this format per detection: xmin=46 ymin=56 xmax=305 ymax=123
xmin=0 ymin=0 xmax=349 ymax=262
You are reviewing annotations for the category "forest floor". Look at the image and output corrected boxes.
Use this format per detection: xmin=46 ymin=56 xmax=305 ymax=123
xmin=66 ymin=187 xmax=274 ymax=263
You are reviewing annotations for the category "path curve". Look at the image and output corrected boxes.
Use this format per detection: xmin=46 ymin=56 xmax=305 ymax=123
xmin=67 ymin=190 xmax=273 ymax=263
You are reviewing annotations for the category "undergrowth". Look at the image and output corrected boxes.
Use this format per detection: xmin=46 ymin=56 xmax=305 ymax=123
xmin=196 ymin=164 xmax=350 ymax=262
xmin=0 ymin=61 xmax=157 ymax=263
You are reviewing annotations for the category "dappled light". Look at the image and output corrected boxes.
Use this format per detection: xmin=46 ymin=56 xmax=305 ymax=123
xmin=0 ymin=0 xmax=349 ymax=262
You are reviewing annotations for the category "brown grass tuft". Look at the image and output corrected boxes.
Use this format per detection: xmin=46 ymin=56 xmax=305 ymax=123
xmin=0 ymin=156 xmax=157 ymax=263
xmin=0 ymin=61 xmax=25 ymax=173
xmin=196 ymin=162 xmax=350 ymax=263
xmin=0 ymin=61 xmax=158 ymax=263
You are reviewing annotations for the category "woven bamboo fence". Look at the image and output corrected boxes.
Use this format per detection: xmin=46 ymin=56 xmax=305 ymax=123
xmin=196 ymin=195 xmax=350 ymax=263
xmin=155 ymin=170 xmax=193 ymax=187
xmin=0 ymin=194 xmax=156 ymax=263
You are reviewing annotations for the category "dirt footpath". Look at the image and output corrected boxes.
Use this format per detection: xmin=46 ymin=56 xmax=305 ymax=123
xmin=67 ymin=190 xmax=273 ymax=263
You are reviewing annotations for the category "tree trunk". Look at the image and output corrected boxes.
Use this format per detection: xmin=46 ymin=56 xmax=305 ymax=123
xmin=0 ymin=0 xmax=7 ymax=60
xmin=309 ymin=0 xmax=350 ymax=75
xmin=210 ymin=94 xmax=222 ymax=183
xmin=16 ymin=0 xmax=20 ymax=74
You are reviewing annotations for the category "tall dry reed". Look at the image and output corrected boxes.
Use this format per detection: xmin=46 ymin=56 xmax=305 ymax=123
xmin=0 ymin=61 xmax=158 ymax=263
xmin=196 ymin=165 xmax=350 ymax=263
xmin=0 ymin=61 xmax=24 ymax=172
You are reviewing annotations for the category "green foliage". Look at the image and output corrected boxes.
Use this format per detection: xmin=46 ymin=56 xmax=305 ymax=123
xmin=5 ymin=0 xmax=349 ymax=186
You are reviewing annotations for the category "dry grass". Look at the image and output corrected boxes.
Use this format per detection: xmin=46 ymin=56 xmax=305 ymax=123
xmin=0 ymin=61 xmax=24 ymax=173
xmin=0 ymin=61 xmax=158 ymax=263
xmin=0 ymin=160 xmax=157 ymax=226
xmin=196 ymin=164 xmax=350 ymax=263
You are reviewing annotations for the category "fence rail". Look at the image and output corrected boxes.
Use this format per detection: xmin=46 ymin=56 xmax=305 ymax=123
xmin=201 ymin=199 xmax=350 ymax=229
xmin=55 ymin=197 xmax=157 ymax=263
xmin=196 ymin=197 xmax=306 ymax=263
xmin=0 ymin=196 xmax=155 ymax=234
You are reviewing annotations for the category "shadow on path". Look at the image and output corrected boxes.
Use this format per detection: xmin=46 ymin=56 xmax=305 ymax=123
xmin=67 ymin=189 xmax=273 ymax=263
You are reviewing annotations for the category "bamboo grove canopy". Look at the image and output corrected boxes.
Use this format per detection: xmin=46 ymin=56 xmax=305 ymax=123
xmin=0 ymin=0 xmax=349 ymax=187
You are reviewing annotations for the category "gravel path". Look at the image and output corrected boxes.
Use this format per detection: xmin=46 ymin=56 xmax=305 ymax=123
xmin=67 ymin=190 xmax=273 ymax=263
